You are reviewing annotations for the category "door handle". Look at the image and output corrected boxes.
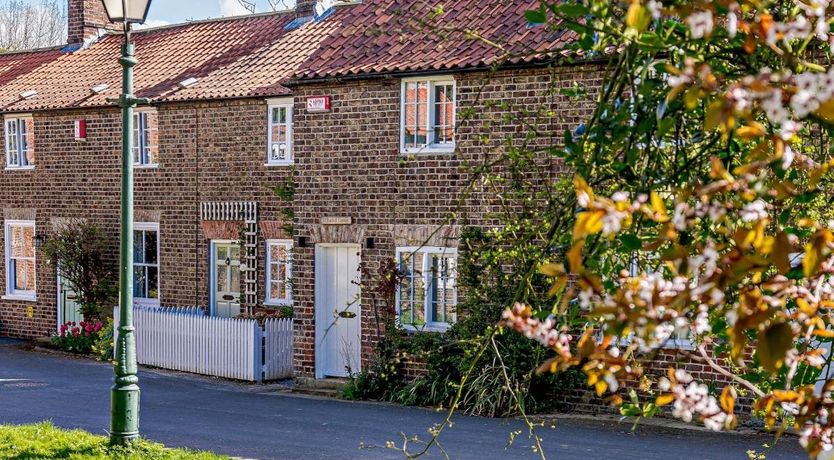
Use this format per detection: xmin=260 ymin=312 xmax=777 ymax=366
xmin=338 ymin=311 xmax=357 ymax=319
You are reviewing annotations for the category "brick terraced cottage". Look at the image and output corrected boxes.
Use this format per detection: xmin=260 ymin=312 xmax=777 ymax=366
xmin=0 ymin=0 xmax=723 ymax=399
xmin=0 ymin=0 xmax=337 ymax=337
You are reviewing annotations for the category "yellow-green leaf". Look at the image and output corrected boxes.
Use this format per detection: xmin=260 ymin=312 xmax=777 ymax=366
xmin=758 ymin=322 xmax=795 ymax=374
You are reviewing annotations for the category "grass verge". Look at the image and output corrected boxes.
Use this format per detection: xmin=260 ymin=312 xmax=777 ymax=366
xmin=0 ymin=422 xmax=229 ymax=459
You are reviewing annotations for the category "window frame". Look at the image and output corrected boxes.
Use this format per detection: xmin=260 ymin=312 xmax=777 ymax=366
xmin=395 ymin=246 xmax=458 ymax=332
xmin=264 ymin=239 xmax=293 ymax=306
xmin=626 ymin=252 xmax=694 ymax=350
xmin=400 ymin=76 xmax=456 ymax=155
xmin=266 ymin=98 xmax=294 ymax=166
xmin=133 ymin=222 xmax=160 ymax=308
xmin=133 ymin=108 xmax=159 ymax=168
xmin=4 ymin=115 xmax=35 ymax=170
xmin=3 ymin=220 xmax=36 ymax=301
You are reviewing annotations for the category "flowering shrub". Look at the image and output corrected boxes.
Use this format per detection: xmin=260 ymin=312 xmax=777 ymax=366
xmin=490 ymin=0 xmax=834 ymax=458
xmin=51 ymin=320 xmax=104 ymax=354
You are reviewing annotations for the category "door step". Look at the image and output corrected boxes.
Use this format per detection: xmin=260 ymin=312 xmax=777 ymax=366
xmin=292 ymin=377 xmax=349 ymax=398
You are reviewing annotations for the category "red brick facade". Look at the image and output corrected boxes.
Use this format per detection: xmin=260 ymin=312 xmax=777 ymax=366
xmin=0 ymin=99 xmax=292 ymax=337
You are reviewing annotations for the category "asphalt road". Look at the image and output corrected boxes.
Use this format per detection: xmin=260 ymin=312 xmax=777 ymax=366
xmin=0 ymin=341 xmax=807 ymax=459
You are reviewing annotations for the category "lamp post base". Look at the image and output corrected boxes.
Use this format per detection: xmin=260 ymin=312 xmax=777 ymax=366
xmin=110 ymin=382 xmax=140 ymax=445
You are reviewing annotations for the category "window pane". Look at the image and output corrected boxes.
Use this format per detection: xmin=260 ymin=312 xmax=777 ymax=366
xmin=14 ymin=259 xmax=35 ymax=291
xmin=230 ymin=245 xmax=240 ymax=261
xmin=270 ymin=281 xmax=279 ymax=300
xmin=22 ymin=118 xmax=35 ymax=166
xmin=216 ymin=265 xmax=228 ymax=292
xmin=146 ymin=112 xmax=158 ymax=164
xmin=230 ymin=265 xmax=240 ymax=293
xmin=6 ymin=120 xmax=18 ymax=166
xmin=429 ymin=255 xmax=457 ymax=324
xmin=432 ymin=84 xmax=454 ymax=145
xmin=133 ymin=231 xmax=144 ymax=264
xmin=403 ymin=82 xmax=429 ymax=149
xmin=132 ymin=113 xmax=141 ymax=164
xmin=147 ymin=266 xmax=159 ymax=299
xmin=144 ymin=231 xmax=158 ymax=264
xmin=133 ymin=266 xmax=146 ymax=297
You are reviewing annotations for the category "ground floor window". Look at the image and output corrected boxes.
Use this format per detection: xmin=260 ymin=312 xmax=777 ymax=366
xmin=4 ymin=220 xmax=35 ymax=300
xmin=396 ymin=247 xmax=457 ymax=332
xmin=265 ymin=240 xmax=292 ymax=305
xmin=133 ymin=222 xmax=159 ymax=307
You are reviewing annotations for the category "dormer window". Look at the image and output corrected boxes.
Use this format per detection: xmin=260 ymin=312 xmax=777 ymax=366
xmin=267 ymin=98 xmax=293 ymax=165
xmin=4 ymin=115 xmax=35 ymax=169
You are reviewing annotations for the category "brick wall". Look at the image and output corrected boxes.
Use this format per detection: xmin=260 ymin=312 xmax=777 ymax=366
xmin=290 ymin=65 xmax=603 ymax=378
xmin=0 ymin=98 xmax=292 ymax=338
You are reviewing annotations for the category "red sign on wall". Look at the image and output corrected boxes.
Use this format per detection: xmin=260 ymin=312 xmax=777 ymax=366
xmin=306 ymin=96 xmax=331 ymax=113
xmin=74 ymin=120 xmax=87 ymax=141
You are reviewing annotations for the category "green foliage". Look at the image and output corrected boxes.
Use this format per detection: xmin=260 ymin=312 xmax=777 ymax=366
xmin=0 ymin=422 xmax=228 ymax=459
xmin=41 ymin=220 xmax=117 ymax=320
xmin=91 ymin=317 xmax=114 ymax=361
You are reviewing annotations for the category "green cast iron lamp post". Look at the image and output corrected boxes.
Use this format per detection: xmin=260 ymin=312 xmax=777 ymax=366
xmin=100 ymin=0 xmax=152 ymax=446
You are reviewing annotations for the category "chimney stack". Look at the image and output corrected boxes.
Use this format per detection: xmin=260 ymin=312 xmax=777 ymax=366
xmin=67 ymin=0 xmax=121 ymax=44
xmin=295 ymin=0 xmax=317 ymax=17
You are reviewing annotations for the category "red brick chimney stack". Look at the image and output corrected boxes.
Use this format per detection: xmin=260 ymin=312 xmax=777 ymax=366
xmin=67 ymin=0 xmax=121 ymax=44
xmin=295 ymin=0 xmax=317 ymax=17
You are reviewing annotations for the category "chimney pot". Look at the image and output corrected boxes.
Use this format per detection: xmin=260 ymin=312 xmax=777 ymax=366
xmin=295 ymin=0 xmax=316 ymax=17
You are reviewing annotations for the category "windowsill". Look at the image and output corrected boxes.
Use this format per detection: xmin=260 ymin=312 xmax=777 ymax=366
xmin=401 ymin=323 xmax=451 ymax=334
xmin=264 ymin=301 xmax=293 ymax=307
xmin=1 ymin=294 xmax=37 ymax=302
xmin=400 ymin=146 xmax=455 ymax=155
xmin=264 ymin=162 xmax=294 ymax=167
xmin=134 ymin=164 xmax=159 ymax=169
xmin=4 ymin=166 xmax=35 ymax=171
xmin=662 ymin=339 xmax=695 ymax=351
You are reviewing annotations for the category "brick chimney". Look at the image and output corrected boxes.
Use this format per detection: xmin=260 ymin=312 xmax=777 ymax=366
xmin=295 ymin=0 xmax=316 ymax=17
xmin=67 ymin=0 xmax=121 ymax=44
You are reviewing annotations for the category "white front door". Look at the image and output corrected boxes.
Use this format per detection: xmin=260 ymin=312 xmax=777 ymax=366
xmin=57 ymin=275 xmax=83 ymax=330
xmin=315 ymin=244 xmax=361 ymax=378
xmin=211 ymin=241 xmax=241 ymax=318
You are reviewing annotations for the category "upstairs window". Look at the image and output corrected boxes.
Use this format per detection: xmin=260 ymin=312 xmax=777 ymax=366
xmin=267 ymin=99 xmax=293 ymax=165
xmin=4 ymin=220 xmax=36 ymax=300
xmin=265 ymin=240 xmax=292 ymax=305
xmin=133 ymin=223 xmax=160 ymax=307
xmin=401 ymin=77 xmax=456 ymax=154
xmin=5 ymin=116 xmax=35 ymax=169
xmin=396 ymin=247 xmax=457 ymax=332
xmin=133 ymin=110 xmax=158 ymax=167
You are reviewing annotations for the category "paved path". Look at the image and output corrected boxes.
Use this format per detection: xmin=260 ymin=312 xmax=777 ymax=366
xmin=0 ymin=344 xmax=806 ymax=459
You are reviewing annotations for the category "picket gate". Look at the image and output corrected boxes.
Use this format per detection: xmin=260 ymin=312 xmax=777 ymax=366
xmin=114 ymin=307 xmax=293 ymax=382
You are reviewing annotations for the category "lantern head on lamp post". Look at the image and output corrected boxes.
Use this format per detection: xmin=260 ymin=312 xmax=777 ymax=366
xmin=102 ymin=0 xmax=152 ymax=447
xmin=101 ymin=0 xmax=152 ymax=24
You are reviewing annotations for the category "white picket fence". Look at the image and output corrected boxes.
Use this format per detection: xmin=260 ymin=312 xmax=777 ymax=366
xmin=114 ymin=307 xmax=293 ymax=382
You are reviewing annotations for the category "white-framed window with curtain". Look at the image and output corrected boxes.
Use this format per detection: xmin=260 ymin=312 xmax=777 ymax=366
xmin=4 ymin=220 xmax=36 ymax=300
xmin=395 ymin=247 xmax=457 ymax=332
xmin=4 ymin=115 xmax=35 ymax=169
xmin=133 ymin=222 xmax=160 ymax=307
xmin=133 ymin=109 xmax=159 ymax=167
xmin=266 ymin=98 xmax=293 ymax=165
xmin=265 ymin=240 xmax=292 ymax=305
xmin=400 ymin=76 xmax=456 ymax=154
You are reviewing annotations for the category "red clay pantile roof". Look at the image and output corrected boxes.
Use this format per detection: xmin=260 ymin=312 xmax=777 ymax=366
xmin=292 ymin=0 xmax=573 ymax=80
xmin=0 ymin=11 xmax=341 ymax=113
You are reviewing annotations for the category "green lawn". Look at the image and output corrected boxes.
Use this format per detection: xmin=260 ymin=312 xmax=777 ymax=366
xmin=0 ymin=422 xmax=229 ymax=459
